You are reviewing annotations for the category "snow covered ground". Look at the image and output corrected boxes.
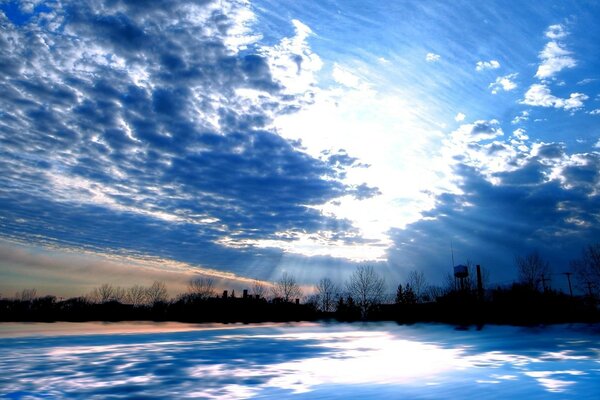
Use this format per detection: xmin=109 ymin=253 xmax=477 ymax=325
xmin=1 ymin=322 xmax=599 ymax=399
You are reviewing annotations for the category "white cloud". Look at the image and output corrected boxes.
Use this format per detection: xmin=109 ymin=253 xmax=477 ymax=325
xmin=590 ymin=109 xmax=600 ymax=115
xmin=332 ymin=64 xmax=363 ymax=89
xmin=261 ymin=19 xmax=323 ymax=95
xmin=521 ymin=84 xmax=588 ymax=110
xmin=451 ymin=119 xmax=504 ymax=143
xmin=439 ymin=119 xmax=526 ymax=183
xmin=577 ymin=78 xmax=596 ymax=85
xmin=17 ymin=0 xmax=42 ymax=14
xmin=511 ymin=111 xmax=529 ymax=124
xmin=512 ymin=128 xmax=529 ymax=141
xmin=535 ymin=26 xmax=576 ymax=79
xmin=454 ymin=112 xmax=465 ymax=122
xmin=475 ymin=60 xmax=500 ymax=71
xmin=562 ymin=93 xmax=589 ymax=110
xmin=489 ymin=73 xmax=518 ymax=94
xmin=546 ymin=24 xmax=567 ymax=39
xmin=440 ymin=114 xmax=599 ymax=193
xmin=426 ymin=53 xmax=440 ymax=62
xmin=215 ymin=2 xmax=262 ymax=52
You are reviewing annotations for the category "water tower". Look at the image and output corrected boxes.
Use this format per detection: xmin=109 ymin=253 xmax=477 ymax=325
xmin=454 ymin=264 xmax=469 ymax=291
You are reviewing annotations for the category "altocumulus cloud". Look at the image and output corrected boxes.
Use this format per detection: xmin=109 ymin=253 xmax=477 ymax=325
xmin=0 ymin=0 xmax=378 ymax=282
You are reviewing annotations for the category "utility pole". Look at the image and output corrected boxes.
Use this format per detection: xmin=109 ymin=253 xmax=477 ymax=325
xmin=562 ymin=272 xmax=573 ymax=297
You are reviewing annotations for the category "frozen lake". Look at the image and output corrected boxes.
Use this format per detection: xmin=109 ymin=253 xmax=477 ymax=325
xmin=1 ymin=322 xmax=600 ymax=399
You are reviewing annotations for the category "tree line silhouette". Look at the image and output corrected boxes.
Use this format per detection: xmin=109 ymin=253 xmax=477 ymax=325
xmin=2 ymin=243 xmax=600 ymax=325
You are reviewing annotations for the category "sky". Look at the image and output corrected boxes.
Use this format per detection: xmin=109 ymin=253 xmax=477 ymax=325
xmin=0 ymin=0 xmax=599 ymax=297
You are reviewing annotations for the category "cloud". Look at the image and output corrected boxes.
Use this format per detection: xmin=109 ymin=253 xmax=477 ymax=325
xmin=450 ymin=120 xmax=504 ymax=143
xmin=419 ymin=118 xmax=600 ymax=285
xmin=512 ymin=111 xmax=529 ymax=124
xmin=0 ymin=0 xmax=380 ymax=285
xmin=442 ymin=121 xmax=557 ymax=196
xmin=489 ymin=73 xmax=518 ymax=94
xmin=454 ymin=113 xmax=466 ymax=122
xmin=332 ymin=64 xmax=363 ymax=89
xmin=476 ymin=60 xmax=500 ymax=71
xmin=545 ymin=24 xmax=568 ymax=39
xmin=577 ymin=78 xmax=596 ymax=85
xmin=521 ymin=24 xmax=584 ymax=113
xmin=387 ymin=153 xmax=600 ymax=284
xmin=522 ymin=84 xmax=557 ymax=107
xmin=512 ymin=128 xmax=529 ymax=141
xmin=521 ymin=84 xmax=588 ymax=110
xmin=259 ymin=18 xmax=323 ymax=95
xmin=590 ymin=109 xmax=600 ymax=115
xmin=439 ymin=119 xmax=527 ymax=184
xmin=535 ymin=25 xmax=576 ymax=79
xmin=426 ymin=53 xmax=441 ymax=62
xmin=2 ymin=1 xmax=599 ymax=293
xmin=0 ymin=238 xmax=280 ymax=298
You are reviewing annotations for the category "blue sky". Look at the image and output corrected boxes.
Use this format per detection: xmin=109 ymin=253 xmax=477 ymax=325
xmin=0 ymin=0 xmax=599 ymax=296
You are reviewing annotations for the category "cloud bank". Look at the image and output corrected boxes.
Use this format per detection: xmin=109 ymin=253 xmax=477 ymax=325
xmin=0 ymin=0 xmax=379 ymax=287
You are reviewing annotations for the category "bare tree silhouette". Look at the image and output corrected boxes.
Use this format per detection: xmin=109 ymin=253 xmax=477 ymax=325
xmin=346 ymin=265 xmax=385 ymax=318
xmin=272 ymin=272 xmax=302 ymax=302
xmin=188 ymin=277 xmax=216 ymax=300
xmin=89 ymin=284 xmax=115 ymax=303
xmin=126 ymin=285 xmax=148 ymax=307
xmin=407 ymin=270 xmax=427 ymax=302
xmin=146 ymin=281 xmax=169 ymax=304
xmin=112 ymin=287 xmax=126 ymax=303
xmin=251 ymin=280 xmax=267 ymax=299
xmin=15 ymin=288 xmax=37 ymax=302
xmin=315 ymin=277 xmax=338 ymax=312
xmin=516 ymin=250 xmax=551 ymax=291
xmin=572 ymin=243 xmax=600 ymax=297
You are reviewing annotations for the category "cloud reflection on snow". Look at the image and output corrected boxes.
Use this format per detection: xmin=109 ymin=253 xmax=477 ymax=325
xmin=1 ymin=322 xmax=600 ymax=398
